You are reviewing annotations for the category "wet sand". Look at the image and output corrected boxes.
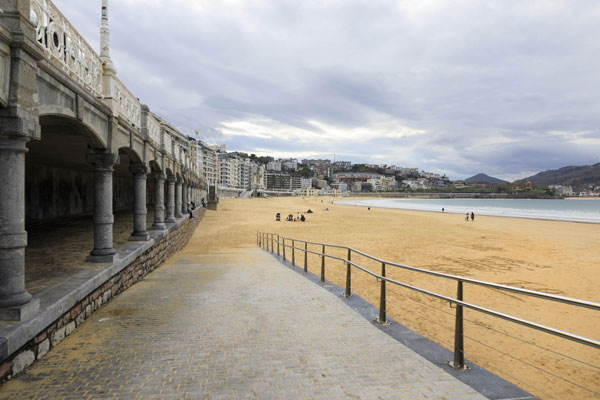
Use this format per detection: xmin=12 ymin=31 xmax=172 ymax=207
xmin=187 ymin=196 xmax=600 ymax=400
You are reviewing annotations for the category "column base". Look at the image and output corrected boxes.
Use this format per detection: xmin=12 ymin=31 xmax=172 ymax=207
xmin=86 ymin=248 xmax=116 ymax=263
xmin=151 ymin=223 xmax=166 ymax=230
xmin=165 ymin=217 xmax=176 ymax=223
xmin=208 ymin=201 xmax=218 ymax=210
xmin=129 ymin=233 xmax=150 ymax=241
xmin=175 ymin=212 xmax=183 ymax=218
xmin=0 ymin=298 xmax=40 ymax=321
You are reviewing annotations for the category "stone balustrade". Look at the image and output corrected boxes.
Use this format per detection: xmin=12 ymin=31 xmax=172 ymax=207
xmin=30 ymin=0 xmax=104 ymax=98
xmin=114 ymin=77 xmax=141 ymax=128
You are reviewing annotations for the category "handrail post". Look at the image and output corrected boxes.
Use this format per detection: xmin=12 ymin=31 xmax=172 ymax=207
xmin=271 ymin=234 xmax=274 ymax=253
xmin=344 ymin=248 xmax=351 ymax=297
xmin=304 ymin=241 xmax=308 ymax=273
xmin=282 ymin=238 xmax=286 ymax=261
xmin=277 ymin=235 xmax=280 ymax=256
xmin=320 ymin=244 xmax=325 ymax=282
xmin=450 ymin=280 xmax=466 ymax=369
xmin=377 ymin=262 xmax=387 ymax=324
xmin=292 ymin=239 xmax=295 ymax=266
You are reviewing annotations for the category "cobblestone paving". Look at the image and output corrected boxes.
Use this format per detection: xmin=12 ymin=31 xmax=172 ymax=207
xmin=0 ymin=248 xmax=486 ymax=399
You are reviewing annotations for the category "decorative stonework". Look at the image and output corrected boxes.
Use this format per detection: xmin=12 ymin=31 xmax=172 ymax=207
xmin=30 ymin=0 xmax=104 ymax=98
xmin=114 ymin=78 xmax=141 ymax=128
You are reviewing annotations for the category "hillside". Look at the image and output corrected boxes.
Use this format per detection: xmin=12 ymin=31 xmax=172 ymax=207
xmin=465 ymin=173 xmax=508 ymax=184
xmin=521 ymin=163 xmax=600 ymax=188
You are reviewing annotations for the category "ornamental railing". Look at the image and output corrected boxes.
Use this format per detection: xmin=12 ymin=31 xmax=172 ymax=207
xmin=30 ymin=0 xmax=103 ymax=97
xmin=257 ymin=232 xmax=600 ymax=399
xmin=114 ymin=77 xmax=141 ymax=128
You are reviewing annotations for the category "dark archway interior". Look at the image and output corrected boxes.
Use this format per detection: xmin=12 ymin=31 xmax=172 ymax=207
xmin=22 ymin=118 xmax=152 ymax=295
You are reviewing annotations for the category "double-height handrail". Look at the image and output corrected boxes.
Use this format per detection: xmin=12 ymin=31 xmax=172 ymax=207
xmin=257 ymin=231 xmax=600 ymax=372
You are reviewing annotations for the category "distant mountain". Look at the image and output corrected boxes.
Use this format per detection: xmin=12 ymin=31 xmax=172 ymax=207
xmin=465 ymin=173 xmax=509 ymax=184
xmin=521 ymin=163 xmax=600 ymax=188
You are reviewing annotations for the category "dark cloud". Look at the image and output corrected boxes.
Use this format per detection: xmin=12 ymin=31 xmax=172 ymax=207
xmin=52 ymin=0 xmax=600 ymax=180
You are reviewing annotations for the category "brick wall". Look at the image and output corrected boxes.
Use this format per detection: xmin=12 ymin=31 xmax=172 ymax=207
xmin=0 ymin=208 xmax=205 ymax=383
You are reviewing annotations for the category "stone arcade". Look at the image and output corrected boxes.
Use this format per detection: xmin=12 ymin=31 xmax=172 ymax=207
xmin=0 ymin=0 xmax=206 ymax=322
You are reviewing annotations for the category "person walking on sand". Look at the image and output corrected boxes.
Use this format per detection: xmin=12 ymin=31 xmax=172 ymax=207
xmin=471 ymin=211 xmax=475 ymax=221
xmin=465 ymin=212 xmax=469 ymax=221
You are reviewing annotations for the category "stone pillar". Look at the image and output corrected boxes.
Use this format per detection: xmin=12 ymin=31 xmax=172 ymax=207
xmin=166 ymin=175 xmax=176 ymax=223
xmin=0 ymin=136 xmax=39 ymax=320
xmin=151 ymin=172 xmax=166 ymax=230
xmin=182 ymin=181 xmax=188 ymax=213
xmin=175 ymin=178 xmax=183 ymax=218
xmin=129 ymin=164 xmax=149 ymax=241
xmin=86 ymin=152 xmax=118 ymax=263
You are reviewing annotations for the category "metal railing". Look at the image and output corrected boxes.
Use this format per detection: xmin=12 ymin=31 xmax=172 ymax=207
xmin=257 ymin=231 xmax=600 ymax=395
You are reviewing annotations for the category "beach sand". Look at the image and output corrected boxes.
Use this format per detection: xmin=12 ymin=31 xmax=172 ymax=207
xmin=185 ymin=196 xmax=600 ymax=399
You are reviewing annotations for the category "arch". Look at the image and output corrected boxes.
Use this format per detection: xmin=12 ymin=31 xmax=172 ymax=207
xmin=118 ymin=147 xmax=143 ymax=166
xmin=149 ymin=160 xmax=162 ymax=173
xmin=39 ymin=113 xmax=107 ymax=150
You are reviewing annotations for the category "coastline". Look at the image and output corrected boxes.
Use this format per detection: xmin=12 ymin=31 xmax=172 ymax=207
xmin=335 ymin=198 xmax=600 ymax=224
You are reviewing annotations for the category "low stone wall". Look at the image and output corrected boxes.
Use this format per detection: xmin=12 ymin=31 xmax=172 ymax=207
xmin=0 ymin=208 xmax=206 ymax=383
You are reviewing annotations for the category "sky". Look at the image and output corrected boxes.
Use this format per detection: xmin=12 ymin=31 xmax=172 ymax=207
xmin=52 ymin=0 xmax=600 ymax=181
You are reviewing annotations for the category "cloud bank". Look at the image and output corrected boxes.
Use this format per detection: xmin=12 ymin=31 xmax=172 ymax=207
xmin=53 ymin=0 xmax=600 ymax=180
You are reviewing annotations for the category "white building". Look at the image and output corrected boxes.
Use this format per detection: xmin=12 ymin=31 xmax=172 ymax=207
xmin=267 ymin=160 xmax=282 ymax=171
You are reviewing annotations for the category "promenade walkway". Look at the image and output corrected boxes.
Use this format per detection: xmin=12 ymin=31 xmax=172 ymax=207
xmin=0 ymin=247 xmax=486 ymax=399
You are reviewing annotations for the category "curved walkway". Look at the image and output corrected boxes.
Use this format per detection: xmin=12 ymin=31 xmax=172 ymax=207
xmin=0 ymin=248 xmax=485 ymax=399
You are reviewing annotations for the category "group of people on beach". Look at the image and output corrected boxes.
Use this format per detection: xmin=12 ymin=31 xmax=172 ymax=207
xmin=466 ymin=211 xmax=475 ymax=221
xmin=280 ymin=212 xmax=306 ymax=222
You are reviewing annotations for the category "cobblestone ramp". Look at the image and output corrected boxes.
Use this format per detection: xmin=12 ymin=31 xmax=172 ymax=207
xmin=0 ymin=248 xmax=485 ymax=400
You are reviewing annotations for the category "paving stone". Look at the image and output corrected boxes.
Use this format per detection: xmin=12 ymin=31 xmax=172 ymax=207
xmin=0 ymin=248 xmax=486 ymax=399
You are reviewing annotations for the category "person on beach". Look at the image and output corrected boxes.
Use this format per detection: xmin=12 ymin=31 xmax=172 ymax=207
xmin=300 ymin=214 xmax=305 ymax=222
xmin=471 ymin=212 xmax=475 ymax=221
xmin=465 ymin=212 xmax=469 ymax=221
xmin=442 ymin=208 xmax=445 ymax=212
xmin=368 ymin=207 xmax=371 ymax=211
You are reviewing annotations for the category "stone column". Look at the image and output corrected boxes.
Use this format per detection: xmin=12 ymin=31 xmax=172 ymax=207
xmin=129 ymin=163 xmax=149 ymax=241
xmin=182 ymin=181 xmax=188 ymax=213
xmin=86 ymin=152 xmax=118 ymax=263
xmin=0 ymin=136 xmax=39 ymax=320
xmin=175 ymin=178 xmax=183 ymax=218
xmin=151 ymin=172 xmax=166 ymax=230
xmin=166 ymin=175 xmax=176 ymax=223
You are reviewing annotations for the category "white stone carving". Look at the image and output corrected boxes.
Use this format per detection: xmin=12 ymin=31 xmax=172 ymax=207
xmin=114 ymin=78 xmax=141 ymax=127
xmin=163 ymin=130 xmax=172 ymax=155
xmin=30 ymin=0 xmax=103 ymax=98
xmin=148 ymin=116 xmax=161 ymax=147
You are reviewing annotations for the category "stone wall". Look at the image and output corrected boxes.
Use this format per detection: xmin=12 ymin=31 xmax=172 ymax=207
xmin=0 ymin=208 xmax=205 ymax=383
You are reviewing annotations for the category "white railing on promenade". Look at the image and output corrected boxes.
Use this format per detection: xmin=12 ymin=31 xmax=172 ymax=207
xmin=30 ymin=0 xmax=103 ymax=97
xmin=113 ymin=77 xmax=141 ymax=127
xmin=147 ymin=114 xmax=162 ymax=147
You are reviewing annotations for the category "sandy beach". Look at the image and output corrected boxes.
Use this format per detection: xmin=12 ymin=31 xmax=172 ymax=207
xmin=185 ymin=196 xmax=600 ymax=399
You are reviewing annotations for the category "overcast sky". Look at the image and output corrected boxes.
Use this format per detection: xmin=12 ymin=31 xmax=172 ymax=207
xmin=53 ymin=0 xmax=600 ymax=180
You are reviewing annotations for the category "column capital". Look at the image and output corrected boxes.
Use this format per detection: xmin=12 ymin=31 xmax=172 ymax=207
xmin=87 ymin=151 xmax=118 ymax=169
xmin=166 ymin=175 xmax=176 ymax=183
xmin=129 ymin=163 xmax=148 ymax=176
xmin=154 ymin=171 xmax=166 ymax=181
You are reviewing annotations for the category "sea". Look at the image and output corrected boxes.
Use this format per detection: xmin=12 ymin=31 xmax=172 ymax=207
xmin=335 ymin=198 xmax=600 ymax=223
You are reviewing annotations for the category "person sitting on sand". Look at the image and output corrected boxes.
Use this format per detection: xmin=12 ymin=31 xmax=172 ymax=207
xmin=306 ymin=209 xmax=313 ymax=213
xmin=300 ymin=214 xmax=305 ymax=222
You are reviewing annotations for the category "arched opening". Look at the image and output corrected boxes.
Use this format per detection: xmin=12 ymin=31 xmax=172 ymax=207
xmin=24 ymin=115 xmax=104 ymax=294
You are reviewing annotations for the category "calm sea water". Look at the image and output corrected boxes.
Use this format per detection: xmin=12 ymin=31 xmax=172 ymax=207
xmin=336 ymin=198 xmax=600 ymax=223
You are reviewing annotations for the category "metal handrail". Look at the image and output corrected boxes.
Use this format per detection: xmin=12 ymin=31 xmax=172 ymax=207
xmin=256 ymin=231 xmax=600 ymax=367
xmin=261 ymin=232 xmax=600 ymax=311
